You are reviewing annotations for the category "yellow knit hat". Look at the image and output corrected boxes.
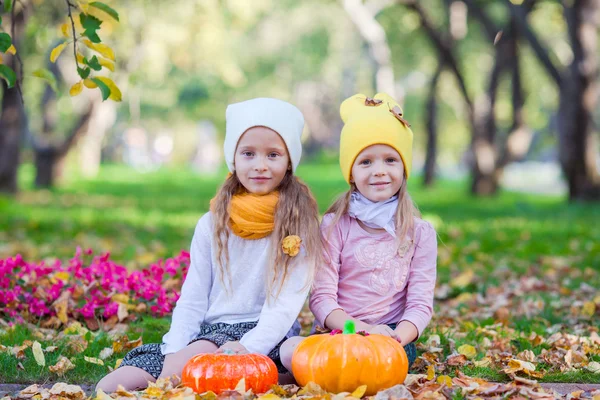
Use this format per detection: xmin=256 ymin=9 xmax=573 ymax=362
xmin=339 ymin=93 xmax=414 ymax=184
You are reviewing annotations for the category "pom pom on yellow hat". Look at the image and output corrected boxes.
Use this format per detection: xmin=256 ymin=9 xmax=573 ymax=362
xmin=339 ymin=93 xmax=414 ymax=184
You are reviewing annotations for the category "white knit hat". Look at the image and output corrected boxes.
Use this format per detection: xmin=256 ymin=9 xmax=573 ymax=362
xmin=224 ymin=97 xmax=305 ymax=173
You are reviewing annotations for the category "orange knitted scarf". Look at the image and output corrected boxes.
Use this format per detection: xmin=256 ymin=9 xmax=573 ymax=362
xmin=226 ymin=191 xmax=279 ymax=239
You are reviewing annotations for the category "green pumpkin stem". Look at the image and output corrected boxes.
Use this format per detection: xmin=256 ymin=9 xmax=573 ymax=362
xmin=343 ymin=320 xmax=356 ymax=334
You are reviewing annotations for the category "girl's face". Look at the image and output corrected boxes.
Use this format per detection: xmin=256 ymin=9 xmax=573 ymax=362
xmin=234 ymin=126 xmax=290 ymax=195
xmin=351 ymin=144 xmax=404 ymax=202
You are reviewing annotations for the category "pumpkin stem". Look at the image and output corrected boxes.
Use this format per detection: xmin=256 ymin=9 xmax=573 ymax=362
xmin=343 ymin=320 xmax=356 ymax=334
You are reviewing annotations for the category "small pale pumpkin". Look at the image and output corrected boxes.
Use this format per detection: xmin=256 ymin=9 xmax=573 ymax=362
xmin=292 ymin=321 xmax=409 ymax=395
xmin=182 ymin=352 xmax=278 ymax=394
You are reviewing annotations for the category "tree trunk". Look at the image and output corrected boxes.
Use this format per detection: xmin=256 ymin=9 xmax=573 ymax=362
xmin=498 ymin=17 xmax=533 ymax=169
xmin=0 ymin=7 xmax=26 ymax=194
xmin=31 ymin=42 xmax=95 ymax=188
xmin=559 ymin=0 xmax=600 ymax=201
xmin=33 ymin=106 xmax=94 ymax=188
xmin=510 ymin=0 xmax=600 ymax=201
xmin=34 ymin=147 xmax=61 ymax=188
xmin=423 ymin=0 xmax=461 ymax=187
xmin=423 ymin=65 xmax=443 ymax=186
xmin=470 ymin=131 xmax=499 ymax=195
xmin=0 ymin=80 xmax=22 ymax=194
xmin=466 ymin=3 xmax=534 ymax=195
xmin=470 ymin=26 xmax=518 ymax=196
xmin=402 ymin=0 xmax=479 ymax=192
xmin=343 ymin=0 xmax=396 ymax=96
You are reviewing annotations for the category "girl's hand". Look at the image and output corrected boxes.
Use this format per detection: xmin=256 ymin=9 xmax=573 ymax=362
xmin=216 ymin=341 xmax=249 ymax=354
xmin=368 ymin=325 xmax=402 ymax=343
xmin=393 ymin=321 xmax=418 ymax=345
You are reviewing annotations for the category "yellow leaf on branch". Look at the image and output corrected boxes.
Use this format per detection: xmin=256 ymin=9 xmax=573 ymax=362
xmin=50 ymin=42 xmax=67 ymax=63
xmin=60 ymin=23 xmax=70 ymax=38
xmin=95 ymin=76 xmax=122 ymax=101
xmin=83 ymin=39 xmax=115 ymax=61
xmin=69 ymin=81 xmax=84 ymax=97
xmin=83 ymin=79 xmax=98 ymax=88
xmin=78 ymin=2 xmax=90 ymax=14
xmin=98 ymin=57 xmax=115 ymax=72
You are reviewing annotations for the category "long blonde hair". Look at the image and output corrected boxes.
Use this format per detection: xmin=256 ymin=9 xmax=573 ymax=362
xmin=211 ymin=172 xmax=321 ymax=298
xmin=325 ymin=174 xmax=420 ymax=250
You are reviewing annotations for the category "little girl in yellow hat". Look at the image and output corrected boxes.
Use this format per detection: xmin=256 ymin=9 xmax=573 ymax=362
xmin=280 ymin=93 xmax=437 ymax=376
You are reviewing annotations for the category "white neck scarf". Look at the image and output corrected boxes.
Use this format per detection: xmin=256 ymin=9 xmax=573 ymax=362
xmin=348 ymin=191 xmax=398 ymax=237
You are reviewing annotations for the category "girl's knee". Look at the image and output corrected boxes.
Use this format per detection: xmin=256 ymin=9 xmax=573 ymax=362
xmin=95 ymin=377 xmax=111 ymax=394
xmin=96 ymin=373 xmax=121 ymax=394
xmin=279 ymin=336 xmax=304 ymax=371
xmin=281 ymin=336 xmax=304 ymax=352
xmin=96 ymin=370 xmax=123 ymax=394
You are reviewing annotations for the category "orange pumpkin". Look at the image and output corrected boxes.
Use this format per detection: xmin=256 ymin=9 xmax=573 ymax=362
xmin=181 ymin=352 xmax=278 ymax=394
xmin=292 ymin=321 xmax=409 ymax=395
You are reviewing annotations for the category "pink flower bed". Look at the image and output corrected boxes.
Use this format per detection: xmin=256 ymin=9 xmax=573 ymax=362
xmin=0 ymin=248 xmax=190 ymax=325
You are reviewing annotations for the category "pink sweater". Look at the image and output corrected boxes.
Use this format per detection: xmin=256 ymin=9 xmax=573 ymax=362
xmin=310 ymin=213 xmax=437 ymax=336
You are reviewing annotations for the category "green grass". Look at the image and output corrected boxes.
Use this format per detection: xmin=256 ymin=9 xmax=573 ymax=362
xmin=539 ymin=371 xmax=600 ymax=384
xmin=1 ymin=163 xmax=599 ymax=385
xmin=2 ymin=163 xmax=598 ymax=273
xmin=0 ymin=318 xmax=171 ymax=384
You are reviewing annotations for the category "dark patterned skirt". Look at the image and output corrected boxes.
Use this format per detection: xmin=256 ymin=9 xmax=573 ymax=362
xmin=403 ymin=342 xmax=418 ymax=368
xmin=119 ymin=321 xmax=298 ymax=379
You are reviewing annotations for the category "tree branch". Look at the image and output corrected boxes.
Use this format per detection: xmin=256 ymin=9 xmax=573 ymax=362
xmin=424 ymin=64 xmax=444 ymax=186
xmin=58 ymin=105 xmax=94 ymax=158
xmin=462 ymin=0 xmax=499 ymax=42
xmin=498 ymin=17 xmax=533 ymax=168
xmin=562 ymin=2 xmax=583 ymax=67
xmin=400 ymin=0 xmax=473 ymax=110
xmin=507 ymin=0 xmax=563 ymax=85
xmin=66 ymin=0 xmax=82 ymax=71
